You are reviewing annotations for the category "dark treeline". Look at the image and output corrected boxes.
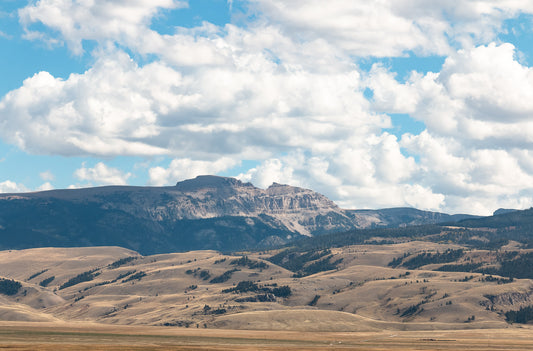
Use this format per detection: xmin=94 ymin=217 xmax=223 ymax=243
xmin=505 ymin=305 xmax=533 ymax=324
xmin=108 ymin=256 xmax=138 ymax=269
xmin=0 ymin=278 xmax=21 ymax=295
xmin=268 ymin=249 xmax=342 ymax=277
xmin=122 ymin=271 xmax=146 ymax=283
xmin=478 ymin=252 xmax=533 ymax=279
xmin=222 ymin=280 xmax=292 ymax=297
xmin=39 ymin=276 xmax=55 ymax=287
xmin=230 ymin=256 xmax=269 ymax=269
xmin=395 ymin=249 xmax=465 ymax=269
xmin=435 ymin=251 xmax=533 ymax=280
xmin=457 ymin=208 xmax=533 ymax=228
xmin=209 ymin=269 xmax=239 ymax=283
xmin=436 ymin=263 xmax=482 ymax=272
xmin=59 ymin=269 xmax=100 ymax=290
xmin=282 ymin=225 xmax=443 ymax=252
xmin=28 ymin=269 xmax=48 ymax=281
xmin=269 ymin=249 xmax=331 ymax=271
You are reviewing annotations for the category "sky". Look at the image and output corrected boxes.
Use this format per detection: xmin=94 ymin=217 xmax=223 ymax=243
xmin=1 ymin=1 xmax=533 ymax=215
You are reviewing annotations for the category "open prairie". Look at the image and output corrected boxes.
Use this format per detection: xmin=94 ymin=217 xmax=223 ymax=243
xmin=1 ymin=322 xmax=533 ymax=350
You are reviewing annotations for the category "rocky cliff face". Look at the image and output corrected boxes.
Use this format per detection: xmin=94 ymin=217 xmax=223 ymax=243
xmin=0 ymin=175 xmax=476 ymax=254
xmin=9 ymin=175 xmax=352 ymax=236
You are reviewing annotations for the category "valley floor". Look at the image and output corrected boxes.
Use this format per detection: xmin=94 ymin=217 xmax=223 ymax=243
xmin=1 ymin=322 xmax=533 ymax=350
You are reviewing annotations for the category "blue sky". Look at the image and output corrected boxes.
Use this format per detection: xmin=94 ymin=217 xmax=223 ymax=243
xmin=1 ymin=1 xmax=533 ymax=215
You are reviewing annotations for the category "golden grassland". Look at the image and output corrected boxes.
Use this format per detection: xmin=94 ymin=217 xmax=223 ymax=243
xmin=1 ymin=322 xmax=533 ymax=350
xmin=1 ymin=242 xmax=533 ymax=349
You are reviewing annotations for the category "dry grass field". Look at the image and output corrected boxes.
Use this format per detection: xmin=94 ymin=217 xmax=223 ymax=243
xmin=1 ymin=322 xmax=533 ymax=350
xmin=1 ymin=243 xmax=533 ymax=349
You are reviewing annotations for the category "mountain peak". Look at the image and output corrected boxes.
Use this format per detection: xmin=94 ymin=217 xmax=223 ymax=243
xmin=493 ymin=208 xmax=518 ymax=216
xmin=175 ymin=175 xmax=253 ymax=191
xmin=268 ymin=182 xmax=288 ymax=188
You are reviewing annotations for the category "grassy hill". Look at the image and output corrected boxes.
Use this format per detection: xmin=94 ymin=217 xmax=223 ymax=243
xmin=1 ymin=240 xmax=532 ymax=331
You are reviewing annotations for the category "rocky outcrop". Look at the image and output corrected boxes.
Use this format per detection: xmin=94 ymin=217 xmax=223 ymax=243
xmin=482 ymin=291 xmax=533 ymax=309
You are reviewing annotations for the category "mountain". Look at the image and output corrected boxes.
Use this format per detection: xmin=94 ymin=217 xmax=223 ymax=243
xmin=493 ymin=208 xmax=519 ymax=216
xmin=282 ymin=207 xmax=533 ymax=254
xmin=455 ymin=207 xmax=533 ymax=229
xmin=0 ymin=175 xmax=477 ymax=254
xmin=346 ymin=207 xmax=479 ymax=228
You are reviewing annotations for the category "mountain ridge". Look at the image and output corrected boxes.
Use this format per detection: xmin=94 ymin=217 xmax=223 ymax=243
xmin=0 ymin=175 xmax=478 ymax=254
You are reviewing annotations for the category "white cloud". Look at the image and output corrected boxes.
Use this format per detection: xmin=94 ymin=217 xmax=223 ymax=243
xmin=237 ymin=146 xmax=438 ymax=211
xmin=149 ymin=157 xmax=238 ymax=186
xmin=19 ymin=0 xmax=187 ymax=55
xmin=0 ymin=30 xmax=11 ymax=39
xmin=74 ymin=162 xmax=131 ymax=185
xmin=39 ymin=171 xmax=55 ymax=181
xmin=0 ymin=180 xmax=53 ymax=193
xmin=0 ymin=52 xmax=172 ymax=156
xmin=238 ymin=157 xmax=300 ymax=189
xmin=0 ymin=180 xmax=29 ymax=193
xmin=19 ymin=0 xmax=533 ymax=62
xmin=37 ymin=182 xmax=54 ymax=191
xmin=5 ymin=0 xmax=533 ymax=215
xmin=0 ymin=45 xmax=384 ymax=159
xmin=365 ymin=43 xmax=533 ymax=214
xmin=371 ymin=43 xmax=533 ymax=143
xmin=249 ymin=0 xmax=533 ymax=57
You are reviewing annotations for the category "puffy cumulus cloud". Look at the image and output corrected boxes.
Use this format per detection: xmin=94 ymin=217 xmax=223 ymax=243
xmin=249 ymin=0 xmax=533 ymax=57
xmin=367 ymin=43 xmax=533 ymax=214
xmin=0 ymin=45 xmax=384 ymax=159
xmin=401 ymin=132 xmax=533 ymax=198
xmin=236 ymin=141 xmax=437 ymax=211
xmin=8 ymin=0 xmax=533 ymax=214
xmin=19 ymin=0 xmax=533 ymax=63
xmin=440 ymin=43 xmax=533 ymax=125
xmin=19 ymin=0 xmax=187 ymax=55
xmin=0 ymin=51 xmax=172 ymax=156
xmin=0 ymin=180 xmax=55 ymax=193
xmin=250 ymin=0 xmax=446 ymax=57
xmin=0 ymin=180 xmax=29 ymax=193
xmin=148 ymin=157 xmax=238 ymax=185
xmin=372 ymin=43 xmax=533 ymax=144
xmin=74 ymin=162 xmax=131 ymax=185
xmin=237 ymin=155 xmax=303 ymax=189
